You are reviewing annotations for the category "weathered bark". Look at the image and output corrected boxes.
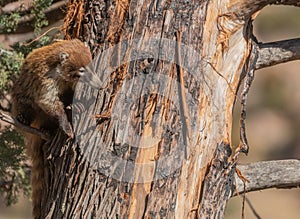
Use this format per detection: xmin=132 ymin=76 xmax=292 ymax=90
xmin=235 ymin=160 xmax=300 ymax=195
xmin=37 ymin=0 xmax=300 ymax=218
xmin=256 ymin=38 xmax=300 ymax=69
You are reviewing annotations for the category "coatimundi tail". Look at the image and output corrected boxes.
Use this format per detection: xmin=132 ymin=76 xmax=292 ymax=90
xmin=11 ymin=39 xmax=101 ymax=218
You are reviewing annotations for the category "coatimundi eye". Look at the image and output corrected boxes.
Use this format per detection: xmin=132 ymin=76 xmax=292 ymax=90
xmin=71 ymin=67 xmax=85 ymax=78
xmin=78 ymin=67 xmax=86 ymax=76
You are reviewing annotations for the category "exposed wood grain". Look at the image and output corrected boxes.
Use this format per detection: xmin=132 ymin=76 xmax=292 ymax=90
xmin=43 ymin=0 xmax=253 ymax=217
xmin=36 ymin=0 xmax=300 ymax=218
xmin=234 ymin=160 xmax=300 ymax=196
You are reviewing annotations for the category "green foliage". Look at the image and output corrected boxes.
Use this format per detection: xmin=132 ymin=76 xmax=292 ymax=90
xmin=0 ymin=49 xmax=24 ymax=92
xmin=0 ymin=36 xmax=52 ymax=208
xmin=0 ymin=128 xmax=24 ymax=172
xmin=0 ymin=0 xmax=53 ymax=91
xmin=31 ymin=0 xmax=53 ymax=33
xmin=0 ymin=0 xmax=54 ymax=207
xmin=0 ymin=37 xmax=51 ymax=110
xmin=0 ymin=0 xmax=53 ymax=34
xmin=0 ymin=13 xmax=21 ymax=33
xmin=0 ymin=128 xmax=30 ymax=206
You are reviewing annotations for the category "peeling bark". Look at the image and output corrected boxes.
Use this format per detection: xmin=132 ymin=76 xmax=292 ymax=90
xmin=199 ymin=142 xmax=235 ymax=218
xmin=35 ymin=0 xmax=300 ymax=218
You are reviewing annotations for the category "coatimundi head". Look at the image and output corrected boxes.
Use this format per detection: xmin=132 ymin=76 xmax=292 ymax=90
xmin=50 ymin=39 xmax=102 ymax=89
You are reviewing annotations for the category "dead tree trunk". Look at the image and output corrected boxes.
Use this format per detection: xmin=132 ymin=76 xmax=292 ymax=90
xmin=39 ymin=0 xmax=300 ymax=218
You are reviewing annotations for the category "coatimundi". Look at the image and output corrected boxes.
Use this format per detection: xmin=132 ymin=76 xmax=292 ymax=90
xmin=11 ymin=39 xmax=101 ymax=218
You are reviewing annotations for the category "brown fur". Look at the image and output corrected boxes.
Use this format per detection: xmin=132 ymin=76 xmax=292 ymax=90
xmin=11 ymin=39 xmax=94 ymax=219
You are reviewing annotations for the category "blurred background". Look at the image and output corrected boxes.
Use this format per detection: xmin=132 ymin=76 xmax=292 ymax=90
xmin=0 ymin=3 xmax=300 ymax=219
xmin=226 ymin=5 xmax=300 ymax=219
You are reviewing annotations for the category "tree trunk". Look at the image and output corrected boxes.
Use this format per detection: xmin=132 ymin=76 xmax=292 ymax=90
xmin=38 ymin=0 xmax=300 ymax=218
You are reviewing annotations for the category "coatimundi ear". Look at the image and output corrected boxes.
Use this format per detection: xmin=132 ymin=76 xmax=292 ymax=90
xmin=60 ymin=52 xmax=69 ymax=63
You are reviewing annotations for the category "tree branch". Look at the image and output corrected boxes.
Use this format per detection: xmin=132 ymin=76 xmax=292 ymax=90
xmin=234 ymin=159 xmax=300 ymax=196
xmin=0 ymin=111 xmax=50 ymax=140
xmin=0 ymin=0 xmax=33 ymax=15
xmin=227 ymin=0 xmax=300 ymax=20
xmin=0 ymin=0 xmax=66 ymax=34
xmin=0 ymin=0 xmax=64 ymax=14
xmin=0 ymin=0 xmax=16 ymax=8
xmin=255 ymin=38 xmax=300 ymax=69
